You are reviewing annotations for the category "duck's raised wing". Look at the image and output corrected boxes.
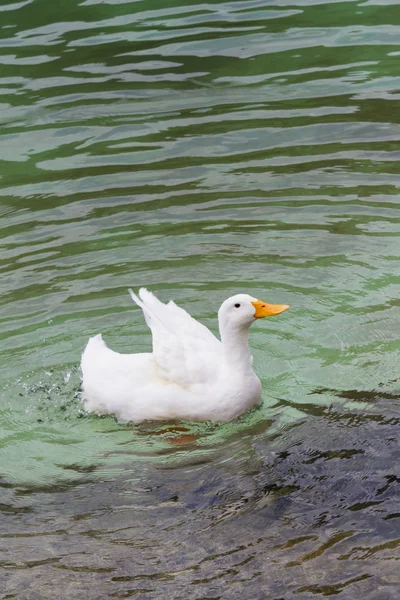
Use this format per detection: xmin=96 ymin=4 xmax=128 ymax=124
xmin=129 ymin=288 xmax=222 ymax=387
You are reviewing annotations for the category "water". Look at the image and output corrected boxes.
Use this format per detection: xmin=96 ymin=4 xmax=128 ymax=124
xmin=1 ymin=0 xmax=400 ymax=597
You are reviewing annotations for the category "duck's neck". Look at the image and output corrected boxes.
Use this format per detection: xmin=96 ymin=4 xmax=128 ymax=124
xmin=219 ymin=324 xmax=253 ymax=371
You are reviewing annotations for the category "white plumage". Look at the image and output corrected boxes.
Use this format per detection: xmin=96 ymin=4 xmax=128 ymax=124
xmin=81 ymin=288 xmax=289 ymax=423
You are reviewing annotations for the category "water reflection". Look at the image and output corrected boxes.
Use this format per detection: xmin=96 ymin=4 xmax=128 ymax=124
xmin=1 ymin=389 xmax=399 ymax=598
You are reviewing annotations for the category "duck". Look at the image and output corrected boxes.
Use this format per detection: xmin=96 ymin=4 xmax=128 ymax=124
xmin=80 ymin=288 xmax=289 ymax=423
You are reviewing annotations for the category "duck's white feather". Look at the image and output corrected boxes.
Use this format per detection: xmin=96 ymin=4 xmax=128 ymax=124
xmin=81 ymin=289 xmax=288 ymax=423
xmin=128 ymin=288 xmax=221 ymax=387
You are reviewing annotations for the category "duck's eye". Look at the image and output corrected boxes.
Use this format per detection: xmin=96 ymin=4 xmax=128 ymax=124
xmin=234 ymin=303 xmax=241 ymax=308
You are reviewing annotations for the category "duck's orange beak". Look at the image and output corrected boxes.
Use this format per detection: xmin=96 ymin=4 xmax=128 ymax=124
xmin=251 ymin=299 xmax=290 ymax=318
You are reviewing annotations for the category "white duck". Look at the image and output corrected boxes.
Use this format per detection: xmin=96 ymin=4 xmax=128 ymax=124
xmin=81 ymin=289 xmax=289 ymax=423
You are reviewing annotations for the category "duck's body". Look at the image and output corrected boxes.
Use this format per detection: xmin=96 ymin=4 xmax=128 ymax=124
xmin=81 ymin=289 xmax=289 ymax=423
xmin=81 ymin=334 xmax=261 ymax=422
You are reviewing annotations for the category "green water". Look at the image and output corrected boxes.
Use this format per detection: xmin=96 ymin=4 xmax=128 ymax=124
xmin=1 ymin=0 xmax=399 ymax=597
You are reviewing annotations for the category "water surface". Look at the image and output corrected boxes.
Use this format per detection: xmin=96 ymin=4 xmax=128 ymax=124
xmin=1 ymin=0 xmax=400 ymax=597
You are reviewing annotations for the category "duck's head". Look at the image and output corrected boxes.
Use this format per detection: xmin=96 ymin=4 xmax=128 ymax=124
xmin=218 ymin=293 xmax=289 ymax=331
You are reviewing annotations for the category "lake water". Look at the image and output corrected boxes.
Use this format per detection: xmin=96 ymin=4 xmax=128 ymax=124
xmin=1 ymin=0 xmax=399 ymax=597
